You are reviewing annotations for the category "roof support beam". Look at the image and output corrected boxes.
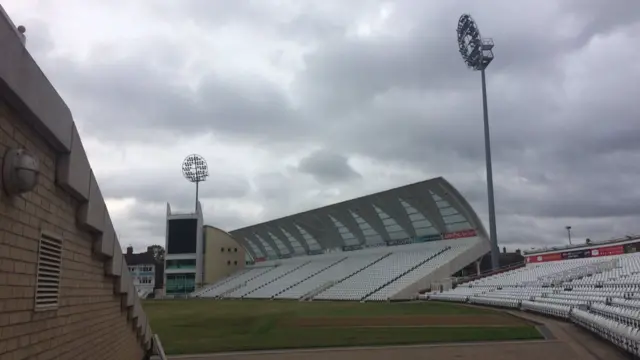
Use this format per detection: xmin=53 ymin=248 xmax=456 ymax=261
xmin=277 ymin=219 xmax=314 ymax=253
xmin=352 ymin=200 xmax=390 ymax=243
xmin=397 ymin=187 xmax=447 ymax=235
xmin=296 ymin=213 xmax=333 ymax=250
xmin=433 ymin=183 xmax=479 ymax=231
xmin=374 ymin=194 xmax=416 ymax=240
xmin=265 ymin=225 xmax=298 ymax=255
xmin=330 ymin=205 xmax=367 ymax=247
xmin=235 ymin=237 xmax=258 ymax=259
xmin=311 ymin=210 xmax=345 ymax=249
xmin=239 ymin=231 xmax=270 ymax=259
xmin=253 ymin=227 xmax=284 ymax=257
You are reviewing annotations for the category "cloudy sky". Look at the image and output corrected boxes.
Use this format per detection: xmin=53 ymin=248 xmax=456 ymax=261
xmin=4 ymin=0 xmax=640 ymax=252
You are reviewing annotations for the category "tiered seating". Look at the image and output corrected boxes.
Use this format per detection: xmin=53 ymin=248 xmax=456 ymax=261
xmin=246 ymin=259 xmax=343 ymax=299
xmin=225 ymin=262 xmax=308 ymax=298
xmin=521 ymin=300 xmax=572 ymax=318
xmin=191 ymin=268 xmax=250 ymax=297
xmin=311 ymin=253 xmax=392 ymax=300
xmin=194 ymin=238 xmax=484 ymax=301
xmin=426 ymin=252 xmax=640 ymax=356
xmin=137 ymin=288 xmax=152 ymax=299
xmin=198 ymin=266 xmax=275 ymax=298
xmin=275 ymin=254 xmax=383 ymax=299
xmin=572 ymin=309 xmax=640 ymax=356
xmin=470 ymin=296 xmax=520 ymax=309
xmin=367 ymin=240 xmax=476 ymax=301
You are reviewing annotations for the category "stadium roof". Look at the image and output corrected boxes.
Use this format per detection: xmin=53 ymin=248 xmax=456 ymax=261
xmin=230 ymin=177 xmax=488 ymax=260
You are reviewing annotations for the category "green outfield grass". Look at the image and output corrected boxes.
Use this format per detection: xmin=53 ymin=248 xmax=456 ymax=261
xmin=143 ymin=299 xmax=542 ymax=354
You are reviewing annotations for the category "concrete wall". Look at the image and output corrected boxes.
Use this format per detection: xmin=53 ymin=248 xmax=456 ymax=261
xmin=391 ymin=239 xmax=490 ymax=300
xmin=0 ymin=7 xmax=151 ymax=359
xmin=203 ymin=226 xmax=246 ymax=285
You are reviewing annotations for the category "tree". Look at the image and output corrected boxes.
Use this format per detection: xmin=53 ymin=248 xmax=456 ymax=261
xmin=148 ymin=245 xmax=165 ymax=263
xmin=586 ymin=238 xmax=592 ymax=245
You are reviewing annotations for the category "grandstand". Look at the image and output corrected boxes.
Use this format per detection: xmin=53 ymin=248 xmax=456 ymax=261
xmin=192 ymin=177 xmax=491 ymax=301
xmin=426 ymin=237 xmax=640 ymax=357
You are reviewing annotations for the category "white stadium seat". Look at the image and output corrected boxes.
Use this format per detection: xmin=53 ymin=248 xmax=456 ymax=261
xmin=195 ymin=238 xmax=481 ymax=302
xmin=428 ymin=252 xmax=640 ymax=356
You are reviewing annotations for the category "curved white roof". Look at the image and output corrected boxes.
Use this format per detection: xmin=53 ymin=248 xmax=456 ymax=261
xmin=230 ymin=177 xmax=488 ymax=260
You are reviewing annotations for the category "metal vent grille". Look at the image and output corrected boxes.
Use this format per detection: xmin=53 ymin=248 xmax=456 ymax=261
xmin=35 ymin=232 xmax=63 ymax=311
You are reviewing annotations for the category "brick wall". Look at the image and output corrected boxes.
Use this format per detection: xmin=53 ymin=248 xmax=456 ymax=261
xmin=0 ymin=104 xmax=145 ymax=359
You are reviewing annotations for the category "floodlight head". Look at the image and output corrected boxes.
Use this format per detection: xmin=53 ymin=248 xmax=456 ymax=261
xmin=181 ymin=154 xmax=209 ymax=183
xmin=456 ymin=14 xmax=494 ymax=71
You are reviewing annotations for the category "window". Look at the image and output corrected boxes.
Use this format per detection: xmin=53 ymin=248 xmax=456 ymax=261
xmin=234 ymin=248 xmax=238 ymax=252
xmin=227 ymin=260 xmax=231 ymax=265
xmin=166 ymin=274 xmax=195 ymax=295
xmin=228 ymin=248 xmax=231 ymax=252
xmin=221 ymin=247 xmax=224 ymax=252
xmin=233 ymin=260 xmax=237 ymax=265
xmin=166 ymin=259 xmax=196 ymax=269
xmin=35 ymin=232 xmax=63 ymax=311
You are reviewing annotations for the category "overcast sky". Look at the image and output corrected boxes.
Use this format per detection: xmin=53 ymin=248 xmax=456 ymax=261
xmin=5 ymin=0 xmax=640 ymax=252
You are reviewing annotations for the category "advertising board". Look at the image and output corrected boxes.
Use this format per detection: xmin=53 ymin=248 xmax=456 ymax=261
xmin=342 ymin=244 xmax=363 ymax=252
xmin=385 ymin=238 xmax=414 ymax=247
xmin=526 ymin=244 xmax=627 ymax=263
xmin=443 ymin=229 xmax=477 ymax=240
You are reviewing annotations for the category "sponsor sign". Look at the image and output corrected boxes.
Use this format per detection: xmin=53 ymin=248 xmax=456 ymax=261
xmin=527 ymin=253 xmax=563 ymax=263
xmin=279 ymin=254 xmax=292 ymax=259
xmin=416 ymin=234 xmax=443 ymax=243
xmin=443 ymin=229 xmax=477 ymax=240
xmin=385 ymin=238 xmax=414 ymax=247
xmin=342 ymin=244 xmax=363 ymax=252
xmin=307 ymin=249 xmax=324 ymax=256
xmin=591 ymin=245 xmax=624 ymax=257
xmin=367 ymin=242 xmax=387 ymax=249
xmin=527 ymin=244 xmax=627 ymax=263
xmin=254 ymin=257 xmax=266 ymax=263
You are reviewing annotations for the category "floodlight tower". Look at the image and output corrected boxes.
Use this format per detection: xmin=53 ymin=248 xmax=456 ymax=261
xmin=456 ymin=14 xmax=500 ymax=271
xmin=566 ymin=226 xmax=572 ymax=245
xmin=182 ymin=154 xmax=209 ymax=212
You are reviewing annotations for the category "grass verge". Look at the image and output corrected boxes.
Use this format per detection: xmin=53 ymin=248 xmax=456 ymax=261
xmin=144 ymin=300 xmax=543 ymax=354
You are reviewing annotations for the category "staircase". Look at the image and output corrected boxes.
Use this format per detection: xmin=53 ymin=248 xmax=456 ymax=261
xmin=311 ymin=252 xmax=393 ymax=300
xmin=190 ymin=269 xmax=249 ymax=297
xmin=217 ymin=283 xmax=245 ymax=299
xmin=362 ymin=247 xmax=451 ymax=301
xmin=240 ymin=262 xmax=311 ymax=298
xmin=201 ymin=266 xmax=275 ymax=298
xmin=300 ymin=281 xmax=337 ymax=301
xmin=272 ymin=257 xmax=348 ymax=298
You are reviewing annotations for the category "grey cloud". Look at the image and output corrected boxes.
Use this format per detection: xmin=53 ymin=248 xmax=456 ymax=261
xmin=99 ymin=170 xmax=250 ymax=209
xmin=33 ymin=39 xmax=309 ymax=145
xmin=297 ymin=149 xmax=362 ymax=184
xmin=21 ymin=0 xmax=640 ymax=249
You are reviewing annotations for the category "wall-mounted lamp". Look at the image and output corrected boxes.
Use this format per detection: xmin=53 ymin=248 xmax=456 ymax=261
xmin=2 ymin=148 xmax=40 ymax=196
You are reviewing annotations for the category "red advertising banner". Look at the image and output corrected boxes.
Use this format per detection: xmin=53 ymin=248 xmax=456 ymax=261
xmin=526 ymin=253 xmax=563 ymax=263
xmin=526 ymin=244 xmax=626 ymax=263
xmin=590 ymin=245 xmax=624 ymax=257
xmin=254 ymin=257 xmax=266 ymax=263
xmin=443 ymin=229 xmax=477 ymax=240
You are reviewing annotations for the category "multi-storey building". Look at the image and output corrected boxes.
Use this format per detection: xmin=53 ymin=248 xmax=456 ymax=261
xmin=124 ymin=246 xmax=158 ymax=298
